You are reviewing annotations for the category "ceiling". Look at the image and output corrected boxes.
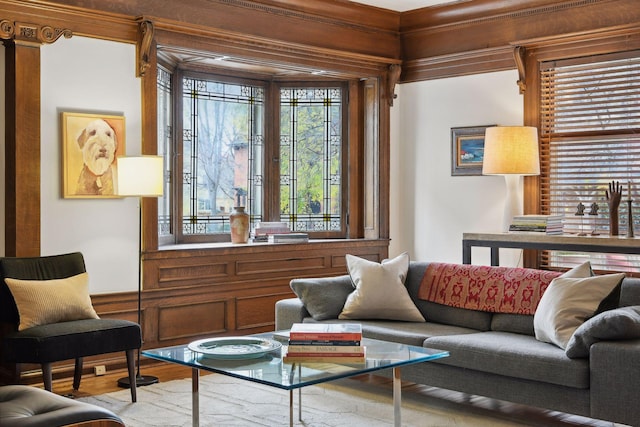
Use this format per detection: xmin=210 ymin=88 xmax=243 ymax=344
xmin=349 ymin=0 xmax=458 ymax=12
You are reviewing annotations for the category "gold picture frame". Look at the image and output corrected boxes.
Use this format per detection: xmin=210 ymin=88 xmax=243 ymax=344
xmin=62 ymin=112 xmax=126 ymax=198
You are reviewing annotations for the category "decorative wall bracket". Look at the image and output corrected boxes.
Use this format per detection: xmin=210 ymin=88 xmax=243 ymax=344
xmin=0 ymin=20 xmax=71 ymax=45
xmin=385 ymin=63 xmax=402 ymax=107
xmin=513 ymin=45 xmax=526 ymax=94
xmin=137 ymin=18 xmax=154 ymax=77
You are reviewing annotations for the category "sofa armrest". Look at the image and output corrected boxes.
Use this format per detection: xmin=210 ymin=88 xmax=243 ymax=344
xmin=275 ymin=298 xmax=309 ymax=331
xmin=590 ymin=339 xmax=640 ymax=425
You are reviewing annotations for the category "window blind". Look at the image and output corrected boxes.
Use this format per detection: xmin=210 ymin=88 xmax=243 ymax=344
xmin=539 ymin=51 xmax=640 ymax=273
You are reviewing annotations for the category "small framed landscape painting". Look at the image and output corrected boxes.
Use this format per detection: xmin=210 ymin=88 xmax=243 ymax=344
xmin=62 ymin=111 xmax=126 ymax=198
xmin=451 ymin=125 xmax=495 ymax=176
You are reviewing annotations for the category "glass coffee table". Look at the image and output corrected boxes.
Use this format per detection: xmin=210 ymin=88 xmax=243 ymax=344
xmin=142 ymin=332 xmax=448 ymax=427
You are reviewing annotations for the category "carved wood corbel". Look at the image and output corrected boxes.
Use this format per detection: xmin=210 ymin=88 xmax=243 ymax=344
xmin=385 ymin=64 xmax=402 ymax=107
xmin=137 ymin=18 xmax=155 ymax=77
xmin=514 ymin=45 xmax=526 ymax=94
xmin=0 ymin=20 xmax=71 ymax=45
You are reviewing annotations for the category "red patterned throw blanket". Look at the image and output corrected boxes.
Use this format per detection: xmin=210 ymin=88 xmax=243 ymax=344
xmin=418 ymin=263 xmax=562 ymax=315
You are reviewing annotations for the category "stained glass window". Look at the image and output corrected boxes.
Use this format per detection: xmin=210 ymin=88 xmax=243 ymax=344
xmin=181 ymin=76 xmax=264 ymax=237
xmin=280 ymin=87 xmax=342 ymax=232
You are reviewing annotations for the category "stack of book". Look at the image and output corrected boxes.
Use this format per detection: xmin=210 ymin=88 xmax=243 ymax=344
xmin=283 ymin=323 xmax=365 ymax=363
xmin=508 ymin=214 xmax=564 ymax=235
xmin=251 ymin=222 xmax=291 ymax=242
xmin=267 ymin=233 xmax=309 ymax=244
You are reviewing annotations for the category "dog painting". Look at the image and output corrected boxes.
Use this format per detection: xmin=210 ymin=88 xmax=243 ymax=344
xmin=62 ymin=112 xmax=126 ymax=198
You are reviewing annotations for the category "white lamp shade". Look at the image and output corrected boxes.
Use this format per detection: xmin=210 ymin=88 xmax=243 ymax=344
xmin=116 ymin=156 xmax=164 ymax=197
xmin=482 ymin=126 xmax=540 ymax=176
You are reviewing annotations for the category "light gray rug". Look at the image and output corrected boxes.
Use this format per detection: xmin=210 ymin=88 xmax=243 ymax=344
xmin=78 ymin=374 xmax=536 ymax=427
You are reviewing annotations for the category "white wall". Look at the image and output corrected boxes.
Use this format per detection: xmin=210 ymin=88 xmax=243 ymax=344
xmin=40 ymin=36 xmax=141 ymax=294
xmin=390 ymin=70 xmax=524 ymax=266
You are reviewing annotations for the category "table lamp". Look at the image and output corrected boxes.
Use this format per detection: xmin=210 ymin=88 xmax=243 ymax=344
xmin=482 ymin=126 xmax=540 ymax=231
xmin=115 ymin=155 xmax=164 ymax=388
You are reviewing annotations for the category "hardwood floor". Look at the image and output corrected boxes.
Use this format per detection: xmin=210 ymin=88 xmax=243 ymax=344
xmin=38 ymin=362 xmax=620 ymax=427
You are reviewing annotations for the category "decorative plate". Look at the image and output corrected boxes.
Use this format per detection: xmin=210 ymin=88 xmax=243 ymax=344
xmin=188 ymin=337 xmax=282 ymax=359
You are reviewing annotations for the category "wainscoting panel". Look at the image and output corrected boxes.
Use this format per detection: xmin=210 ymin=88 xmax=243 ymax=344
xmin=4 ymin=240 xmax=388 ymax=385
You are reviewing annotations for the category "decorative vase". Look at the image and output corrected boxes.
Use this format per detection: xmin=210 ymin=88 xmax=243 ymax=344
xmin=230 ymin=206 xmax=250 ymax=244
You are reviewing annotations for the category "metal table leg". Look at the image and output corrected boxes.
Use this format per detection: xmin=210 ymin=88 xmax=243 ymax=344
xmin=393 ymin=367 xmax=401 ymax=427
xmin=192 ymin=368 xmax=200 ymax=427
xmin=289 ymin=390 xmax=293 ymax=427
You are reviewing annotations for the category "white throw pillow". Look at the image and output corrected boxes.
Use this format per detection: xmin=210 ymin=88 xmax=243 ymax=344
xmin=339 ymin=252 xmax=425 ymax=322
xmin=534 ymin=272 xmax=625 ymax=349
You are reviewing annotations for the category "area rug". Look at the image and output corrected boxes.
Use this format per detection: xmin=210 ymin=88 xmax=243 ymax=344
xmin=79 ymin=373 xmax=535 ymax=427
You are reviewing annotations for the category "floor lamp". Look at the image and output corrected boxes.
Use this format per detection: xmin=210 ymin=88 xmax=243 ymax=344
xmin=115 ymin=155 xmax=164 ymax=388
xmin=482 ymin=126 xmax=540 ymax=232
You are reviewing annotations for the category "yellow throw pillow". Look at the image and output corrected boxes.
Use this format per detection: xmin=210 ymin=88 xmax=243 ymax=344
xmin=4 ymin=272 xmax=99 ymax=331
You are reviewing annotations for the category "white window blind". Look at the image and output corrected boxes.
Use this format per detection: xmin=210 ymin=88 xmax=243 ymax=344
xmin=540 ymin=51 xmax=640 ymax=273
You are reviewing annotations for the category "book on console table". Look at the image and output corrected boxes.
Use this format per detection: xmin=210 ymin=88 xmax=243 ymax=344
xmin=289 ymin=323 xmax=362 ymax=342
xmin=509 ymin=214 xmax=564 ymax=235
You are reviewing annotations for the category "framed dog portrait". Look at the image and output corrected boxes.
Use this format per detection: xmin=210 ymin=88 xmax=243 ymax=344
xmin=451 ymin=125 xmax=495 ymax=176
xmin=62 ymin=112 xmax=126 ymax=198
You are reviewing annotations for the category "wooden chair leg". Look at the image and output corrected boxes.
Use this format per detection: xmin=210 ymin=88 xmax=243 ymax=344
xmin=126 ymin=349 xmax=137 ymax=402
xmin=41 ymin=363 xmax=53 ymax=392
xmin=73 ymin=357 xmax=83 ymax=390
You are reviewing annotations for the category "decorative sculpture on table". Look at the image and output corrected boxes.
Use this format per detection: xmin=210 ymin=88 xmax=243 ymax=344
xmin=575 ymin=202 xmax=586 ymax=236
xmin=589 ymin=202 xmax=599 ymax=235
xmin=605 ymin=180 xmax=622 ymax=236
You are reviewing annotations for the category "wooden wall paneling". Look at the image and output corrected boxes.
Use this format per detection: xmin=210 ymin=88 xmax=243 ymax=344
xmin=0 ymin=1 xmax=137 ymax=43
xmin=400 ymin=0 xmax=640 ymax=82
xmin=157 ymin=299 xmax=229 ymax=341
xmin=4 ymin=40 xmax=41 ymax=256
xmin=28 ymin=0 xmax=400 ymax=61
xmin=347 ymin=80 xmax=363 ymax=238
xmin=235 ymin=293 xmax=287 ymax=330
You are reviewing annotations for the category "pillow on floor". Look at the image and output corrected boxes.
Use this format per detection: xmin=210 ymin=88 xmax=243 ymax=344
xmin=534 ymin=272 xmax=625 ymax=349
xmin=565 ymin=306 xmax=640 ymax=358
xmin=4 ymin=272 xmax=99 ymax=331
xmin=339 ymin=252 xmax=425 ymax=322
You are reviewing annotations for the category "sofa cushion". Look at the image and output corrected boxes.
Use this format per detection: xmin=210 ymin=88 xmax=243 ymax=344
xmin=404 ymin=262 xmax=492 ymax=331
xmin=290 ymin=275 xmax=353 ymax=321
xmin=418 ymin=262 xmax=562 ymax=315
xmin=534 ymin=273 xmax=625 ymax=349
xmin=565 ymin=306 xmax=640 ymax=358
xmin=491 ymin=313 xmax=535 ymax=336
xmin=425 ymin=331 xmax=590 ymax=389
xmin=4 ymin=273 xmax=99 ymax=331
xmin=301 ymin=317 xmax=479 ymax=347
xmin=339 ymin=253 xmax=425 ymax=322
xmin=490 ymin=262 xmax=595 ymax=336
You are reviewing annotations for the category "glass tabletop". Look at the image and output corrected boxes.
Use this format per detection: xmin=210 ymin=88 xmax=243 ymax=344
xmin=142 ymin=332 xmax=449 ymax=391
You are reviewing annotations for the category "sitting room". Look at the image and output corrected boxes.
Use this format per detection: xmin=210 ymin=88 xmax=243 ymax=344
xmin=1 ymin=0 xmax=640 ymax=425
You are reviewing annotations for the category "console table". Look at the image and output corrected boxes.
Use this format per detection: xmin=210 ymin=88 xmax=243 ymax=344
xmin=463 ymin=232 xmax=640 ymax=266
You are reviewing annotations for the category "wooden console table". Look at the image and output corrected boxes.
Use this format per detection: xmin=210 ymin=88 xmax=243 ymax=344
xmin=463 ymin=232 xmax=640 ymax=266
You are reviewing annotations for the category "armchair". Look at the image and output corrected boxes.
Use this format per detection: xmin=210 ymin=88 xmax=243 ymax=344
xmin=0 ymin=252 xmax=141 ymax=402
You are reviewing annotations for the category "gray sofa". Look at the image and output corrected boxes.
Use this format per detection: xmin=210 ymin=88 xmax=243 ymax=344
xmin=275 ymin=261 xmax=640 ymax=426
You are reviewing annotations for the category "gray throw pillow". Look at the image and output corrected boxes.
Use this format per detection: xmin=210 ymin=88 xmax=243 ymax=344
xmin=565 ymin=306 xmax=640 ymax=359
xmin=290 ymin=275 xmax=354 ymax=321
